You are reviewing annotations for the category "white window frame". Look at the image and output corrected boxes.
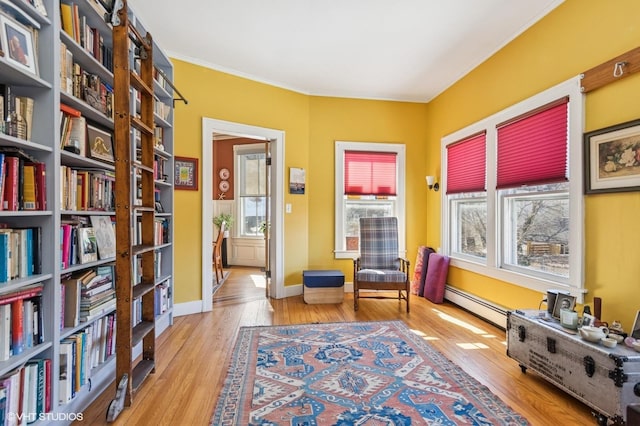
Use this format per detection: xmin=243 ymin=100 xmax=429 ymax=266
xmin=440 ymin=76 xmax=585 ymax=301
xmin=234 ymin=143 xmax=267 ymax=239
xmin=334 ymin=141 xmax=406 ymax=259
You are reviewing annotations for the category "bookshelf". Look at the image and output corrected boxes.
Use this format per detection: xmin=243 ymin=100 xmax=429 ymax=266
xmin=0 ymin=0 xmax=174 ymax=423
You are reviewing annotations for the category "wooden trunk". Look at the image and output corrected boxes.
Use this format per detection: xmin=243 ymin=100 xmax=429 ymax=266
xmin=506 ymin=310 xmax=640 ymax=425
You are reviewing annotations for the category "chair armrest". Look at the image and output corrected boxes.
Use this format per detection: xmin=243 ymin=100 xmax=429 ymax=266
xmin=397 ymin=257 xmax=410 ymax=272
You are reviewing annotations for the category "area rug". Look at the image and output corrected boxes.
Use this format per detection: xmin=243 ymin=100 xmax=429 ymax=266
xmin=211 ymin=320 xmax=528 ymax=425
xmin=212 ymin=270 xmax=231 ymax=296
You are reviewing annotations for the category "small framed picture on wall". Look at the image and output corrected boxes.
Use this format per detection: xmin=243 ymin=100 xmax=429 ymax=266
xmin=175 ymin=156 xmax=199 ymax=190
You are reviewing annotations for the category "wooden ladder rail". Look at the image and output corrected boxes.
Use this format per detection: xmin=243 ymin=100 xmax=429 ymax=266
xmin=108 ymin=0 xmax=157 ymax=420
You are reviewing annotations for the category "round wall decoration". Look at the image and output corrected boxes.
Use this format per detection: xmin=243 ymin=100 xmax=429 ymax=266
xmin=219 ymin=180 xmax=230 ymax=192
xmin=219 ymin=168 xmax=230 ymax=180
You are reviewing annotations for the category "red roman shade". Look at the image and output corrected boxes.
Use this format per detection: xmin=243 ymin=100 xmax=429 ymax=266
xmin=344 ymin=151 xmax=397 ymax=196
xmin=446 ymin=132 xmax=486 ymax=194
xmin=496 ymin=98 xmax=569 ymax=189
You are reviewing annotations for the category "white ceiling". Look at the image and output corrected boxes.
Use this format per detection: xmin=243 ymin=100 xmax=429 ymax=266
xmin=128 ymin=0 xmax=563 ymax=102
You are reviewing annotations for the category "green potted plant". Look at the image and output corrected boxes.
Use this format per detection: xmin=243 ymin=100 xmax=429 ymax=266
xmin=213 ymin=213 xmax=234 ymax=237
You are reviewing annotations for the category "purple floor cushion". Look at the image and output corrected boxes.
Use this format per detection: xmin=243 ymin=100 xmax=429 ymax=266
xmin=423 ymin=253 xmax=450 ymax=304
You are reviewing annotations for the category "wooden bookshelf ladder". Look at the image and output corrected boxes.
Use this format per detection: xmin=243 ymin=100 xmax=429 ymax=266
xmin=108 ymin=0 xmax=157 ymax=420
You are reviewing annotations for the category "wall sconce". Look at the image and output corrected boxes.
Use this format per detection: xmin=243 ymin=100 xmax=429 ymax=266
xmin=425 ymin=175 xmax=439 ymax=191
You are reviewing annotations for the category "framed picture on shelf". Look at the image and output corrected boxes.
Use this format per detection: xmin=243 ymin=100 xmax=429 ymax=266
xmin=552 ymin=293 xmax=576 ymax=319
xmin=0 ymin=13 xmax=38 ymax=76
xmin=584 ymin=118 xmax=640 ymax=194
xmin=174 ymin=156 xmax=198 ymax=190
xmin=78 ymin=227 xmax=98 ymax=264
xmin=87 ymin=125 xmax=114 ymax=163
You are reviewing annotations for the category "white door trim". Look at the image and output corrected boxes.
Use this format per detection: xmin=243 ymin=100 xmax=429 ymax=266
xmin=201 ymin=118 xmax=285 ymax=311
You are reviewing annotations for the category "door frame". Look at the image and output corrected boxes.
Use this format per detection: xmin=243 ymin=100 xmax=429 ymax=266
xmin=201 ymin=118 xmax=285 ymax=310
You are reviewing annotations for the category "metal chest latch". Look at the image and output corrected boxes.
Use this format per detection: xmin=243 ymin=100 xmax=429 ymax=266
xmin=584 ymin=356 xmax=595 ymax=377
xmin=547 ymin=337 xmax=556 ymax=354
xmin=518 ymin=325 xmax=526 ymax=342
xmin=608 ymin=368 xmax=627 ymax=387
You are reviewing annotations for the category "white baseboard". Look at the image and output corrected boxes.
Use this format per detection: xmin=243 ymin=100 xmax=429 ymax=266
xmin=174 ymin=300 xmax=204 ymax=317
xmin=445 ymin=286 xmax=508 ymax=329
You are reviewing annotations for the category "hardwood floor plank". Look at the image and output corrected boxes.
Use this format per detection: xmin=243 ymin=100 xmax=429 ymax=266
xmin=78 ymin=266 xmax=595 ymax=425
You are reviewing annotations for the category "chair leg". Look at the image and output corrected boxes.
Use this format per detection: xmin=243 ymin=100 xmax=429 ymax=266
xmin=354 ymin=284 xmax=359 ymax=311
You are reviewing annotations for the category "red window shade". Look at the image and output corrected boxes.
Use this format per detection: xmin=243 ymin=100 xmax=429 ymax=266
xmin=497 ymin=99 xmax=568 ymax=189
xmin=446 ymin=132 xmax=486 ymax=194
xmin=344 ymin=151 xmax=397 ymax=196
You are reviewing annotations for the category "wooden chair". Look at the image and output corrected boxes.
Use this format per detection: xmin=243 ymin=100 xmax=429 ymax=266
xmin=213 ymin=222 xmax=225 ymax=284
xmin=353 ymin=217 xmax=410 ymax=312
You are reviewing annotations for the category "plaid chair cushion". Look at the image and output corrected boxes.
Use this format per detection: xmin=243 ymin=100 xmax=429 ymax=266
xmin=359 ymin=217 xmax=400 ymax=270
xmin=357 ymin=269 xmax=407 ymax=283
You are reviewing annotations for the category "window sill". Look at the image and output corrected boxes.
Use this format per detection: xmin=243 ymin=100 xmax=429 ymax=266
xmin=334 ymin=250 xmax=358 ymax=260
xmin=449 ymin=257 xmax=587 ymax=303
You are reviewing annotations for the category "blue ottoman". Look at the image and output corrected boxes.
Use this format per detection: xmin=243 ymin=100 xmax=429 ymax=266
xmin=303 ymin=270 xmax=345 ymax=304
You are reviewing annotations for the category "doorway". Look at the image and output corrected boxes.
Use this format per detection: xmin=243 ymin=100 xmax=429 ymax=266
xmin=201 ymin=118 xmax=285 ymax=311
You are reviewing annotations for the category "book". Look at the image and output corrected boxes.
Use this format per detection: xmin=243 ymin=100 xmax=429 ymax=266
xmin=58 ymin=340 xmax=74 ymax=404
xmin=16 ymin=96 xmax=34 ymax=141
xmin=0 ymin=153 xmax=5 ymax=211
xmin=3 ymin=156 xmax=19 ymax=211
xmin=0 ymin=231 xmax=9 ymax=282
xmin=61 ymin=277 xmax=81 ymax=328
xmin=60 ymin=3 xmax=73 ymax=38
xmin=21 ymin=163 xmax=36 ymax=210
xmin=0 ymin=303 xmax=10 ymax=360
xmin=77 ymin=227 xmax=98 ymax=264
xmin=11 ymin=298 xmax=23 ymax=355
xmin=32 ymin=162 xmax=46 ymax=210
xmin=0 ymin=284 xmax=43 ymax=306
xmin=67 ymin=116 xmax=86 ymax=156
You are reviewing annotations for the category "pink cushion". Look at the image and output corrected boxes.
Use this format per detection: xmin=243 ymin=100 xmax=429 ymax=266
xmin=410 ymin=246 xmax=428 ymax=295
xmin=423 ymin=253 xmax=450 ymax=304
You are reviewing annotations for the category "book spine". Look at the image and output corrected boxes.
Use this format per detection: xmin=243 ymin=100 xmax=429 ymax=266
xmin=3 ymin=156 xmax=19 ymax=211
xmin=11 ymin=298 xmax=23 ymax=355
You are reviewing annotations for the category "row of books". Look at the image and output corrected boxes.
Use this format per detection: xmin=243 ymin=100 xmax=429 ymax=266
xmin=60 ymin=216 xmax=115 ymax=270
xmin=60 ymin=3 xmax=113 ymax=73
xmin=60 ymin=47 xmax=114 ymax=119
xmin=61 ymin=264 xmax=114 ymax=328
xmin=153 ymin=97 xmax=170 ymax=122
xmin=0 ymin=226 xmax=41 ymax=284
xmin=60 ymin=166 xmax=115 ymax=212
xmin=155 ymin=281 xmax=171 ymax=316
xmin=0 ymin=285 xmax=44 ymax=361
xmin=132 ymin=217 xmax=169 ymax=247
xmin=0 ymin=150 xmax=46 ymax=212
xmin=0 ymin=85 xmax=34 ymax=142
xmin=59 ymin=313 xmax=116 ymax=405
xmin=0 ymin=358 xmax=51 ymax=425
xmin=154 ymin=156 xmax=168 ymax=182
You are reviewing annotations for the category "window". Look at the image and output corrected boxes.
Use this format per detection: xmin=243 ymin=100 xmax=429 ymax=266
xmin=441 ymin=77 xmax=584 ymax=298
xmin=235 ymin=144 xmax=267 ymax=237
xmin=334 ymin=141 xmax=405 ymax=258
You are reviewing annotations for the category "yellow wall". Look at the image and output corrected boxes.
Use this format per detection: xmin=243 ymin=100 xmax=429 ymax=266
xmin=425 ymin=0 xmax=640 ymax=328
xmin=307 ymin=97 xmax=429 ymax=278
xmin=171 ymin=62 xmax=311 ymax=302
xmin=170 ymin=0 xmax=640 ymax=330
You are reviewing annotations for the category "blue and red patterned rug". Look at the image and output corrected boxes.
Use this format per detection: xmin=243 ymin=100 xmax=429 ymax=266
xmin=211 ymin=320 xmax=528 ymax=425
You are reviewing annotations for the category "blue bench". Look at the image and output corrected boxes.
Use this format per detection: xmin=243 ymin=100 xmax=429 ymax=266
xmin=303 ymin=270 xmax=345 ymax=304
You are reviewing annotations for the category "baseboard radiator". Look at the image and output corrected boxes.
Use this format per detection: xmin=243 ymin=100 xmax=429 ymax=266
xmin=444 ymin=286 xmax=508 ymax=329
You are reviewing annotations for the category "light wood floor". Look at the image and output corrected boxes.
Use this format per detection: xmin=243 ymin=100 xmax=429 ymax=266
xmin=79 ymin=266 xmax=595 ymax=425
